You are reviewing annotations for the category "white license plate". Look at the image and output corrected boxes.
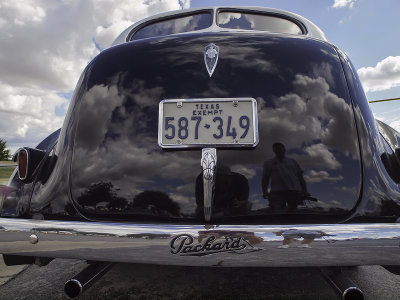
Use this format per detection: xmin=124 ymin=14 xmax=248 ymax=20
xmin=158 ymin=98 xmax=258 ymax=148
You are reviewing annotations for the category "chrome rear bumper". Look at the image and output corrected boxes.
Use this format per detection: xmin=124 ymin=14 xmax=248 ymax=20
xmin=0 ymin=218 xmax=399 ymax=267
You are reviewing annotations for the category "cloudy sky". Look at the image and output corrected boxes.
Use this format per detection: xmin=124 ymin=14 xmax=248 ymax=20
xmin=0 ymin=0 xmax=399 ymax=154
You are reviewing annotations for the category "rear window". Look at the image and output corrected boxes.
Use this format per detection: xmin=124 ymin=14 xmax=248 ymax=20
xmin=132 ymin=12 xmax=212 ymax=41
xmin=218 ymin=11 xmax=303 ymax=35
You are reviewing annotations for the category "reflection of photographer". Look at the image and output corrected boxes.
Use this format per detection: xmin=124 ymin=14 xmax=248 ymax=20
xmin=262 ymin=143 xmax=309 ymax=211
xmin=196 ymin=164 xmax=250 ymax=218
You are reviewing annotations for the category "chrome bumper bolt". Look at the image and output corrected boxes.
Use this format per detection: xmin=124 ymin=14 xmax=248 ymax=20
xmin=29 ymin=234 xmax=39 ymax=244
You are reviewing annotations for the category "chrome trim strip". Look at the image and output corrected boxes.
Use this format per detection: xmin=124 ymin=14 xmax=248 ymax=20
xmin=201 ymin=148 xmax=217 ymax=221
xmin=111 ymin=7 xmax=328 ymax=47
xmin=252 ymin=98 xmax=259 ymax=146
xmin=128 ymin=9 xmax=214 ymax=42
xmin=1 ymin=219 xmax=400 ymax=267
xmin=158 ymin=98 xmax=259 ymax=149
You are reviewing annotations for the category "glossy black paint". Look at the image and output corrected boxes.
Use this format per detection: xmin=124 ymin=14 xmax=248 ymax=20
xmin=4 ymin=31 xmax=400 ymax=223
xmin=337 ymin=50 xmax=400 ymax=220
xmin=74 ymin=32 xmax=361 ymax=222
xmin=37 ymin=128 xmax=61 ymax=151
xmin=1 ymin=129 xmax=60 ymax=217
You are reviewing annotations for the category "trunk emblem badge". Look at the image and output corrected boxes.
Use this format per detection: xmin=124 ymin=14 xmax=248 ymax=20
xmin=204 ymin=43 xmax=219 ymax=77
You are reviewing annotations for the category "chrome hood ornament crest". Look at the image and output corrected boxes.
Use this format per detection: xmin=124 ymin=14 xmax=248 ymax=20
xmin=204 ymin=43 xmax=219 ymax=77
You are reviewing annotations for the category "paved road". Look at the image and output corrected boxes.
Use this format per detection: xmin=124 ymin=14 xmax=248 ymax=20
xmin=0 ymin=258 xmax=26 ymax=286
xmin=1 ymin=258 xmax=400 ymax=299
xmin=0 ymin=164 xmax=16 ymax=168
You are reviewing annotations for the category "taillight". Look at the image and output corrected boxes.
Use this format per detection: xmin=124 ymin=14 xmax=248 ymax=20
xmin=17 ymin=149 xmax=29 ymax=180
xmin=13 ymin=147 xmax=46 ymax=183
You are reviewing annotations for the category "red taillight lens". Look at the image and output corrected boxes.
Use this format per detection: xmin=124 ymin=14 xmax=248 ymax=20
xmin=18 ymin=149 xmax=28 ymax=180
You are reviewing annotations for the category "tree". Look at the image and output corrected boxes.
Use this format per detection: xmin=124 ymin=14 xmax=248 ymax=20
xmin=0 ymin=138 xmax=11 ymax=161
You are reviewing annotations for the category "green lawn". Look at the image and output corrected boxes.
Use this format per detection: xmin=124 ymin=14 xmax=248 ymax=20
xmin=0 ymin=160 xmax=15 ymax=165
xmin=0 ymin=167 xmax=15 ymax=185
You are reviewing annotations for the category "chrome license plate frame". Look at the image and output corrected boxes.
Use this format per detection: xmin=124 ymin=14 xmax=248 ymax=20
xmin=158 ymin=98 xmax=259 ymax=149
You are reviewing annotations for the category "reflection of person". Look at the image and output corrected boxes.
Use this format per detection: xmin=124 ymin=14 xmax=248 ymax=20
xmin=196 ymin=164 xmax=250 ymax=218
xmin=262 ymin=142 xmax=309 ymax=211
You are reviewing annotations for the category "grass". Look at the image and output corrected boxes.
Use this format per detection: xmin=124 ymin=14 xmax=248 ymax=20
xmin=0 ymin=160 xmax=16 ymax=165
xmin=0 ymin=162 xmax=15 ymax=185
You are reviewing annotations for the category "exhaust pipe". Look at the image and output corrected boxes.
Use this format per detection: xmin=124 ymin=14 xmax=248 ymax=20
xmin=320 ymin=267 xmax=364 ymax=300
xmin=64 ymin=262 xmax=114 ymax=298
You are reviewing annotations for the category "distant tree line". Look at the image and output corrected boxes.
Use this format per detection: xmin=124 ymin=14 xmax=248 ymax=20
xmin=0 ymin=138 xmax=11 ymax=161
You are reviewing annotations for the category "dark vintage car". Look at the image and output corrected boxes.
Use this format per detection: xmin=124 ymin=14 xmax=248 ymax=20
xmin=1 ymin=6 xmax=400 ymax=298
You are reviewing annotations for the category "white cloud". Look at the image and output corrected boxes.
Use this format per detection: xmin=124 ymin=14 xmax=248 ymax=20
xmin=92 ymin=0 xmax=189 ymax=49
xmin=301 ymin=144 xmax=341 ymax=170
xmin=0 ymin=0 xmax=189 ymax=152
xmin=332 ymin=0 xmax=356 ymax=8
xmin=357 ymin=56 xmax=400 ymax=92
xmin=220 ymin=74 xmax=360 ymax=171
xmin=373 ymin=107 xmax=400 ymax=134
xmin=0 ymin=82 xmax=68 ymax=154
xmin=304 ymin=170 xmax=344 ymax=183
xmin=335 ymin=186 xmax=357 ymax=194
xmin=390 ymin=120 xmax=400 ymax=133
xmin=231 ymin=164 xmax=257 ymax=179
xmin=0 ymin=1 xmax=46 ymax=26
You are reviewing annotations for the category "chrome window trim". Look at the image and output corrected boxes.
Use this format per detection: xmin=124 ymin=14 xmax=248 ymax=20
xmin=111 ymin=7 xmax=328 ymax=47
xmin=127 ymin=9 xmax=214 ymax=42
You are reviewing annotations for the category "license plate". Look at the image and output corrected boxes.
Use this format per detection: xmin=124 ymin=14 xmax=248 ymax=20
xmin=158 ymin=98 xmax=258 ymax=148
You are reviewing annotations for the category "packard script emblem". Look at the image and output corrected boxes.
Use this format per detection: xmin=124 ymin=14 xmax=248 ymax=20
xmin=204 ymin=43 xmax=219 ymax=77
xmin=170 ymin=232 xmax=262 ymax=256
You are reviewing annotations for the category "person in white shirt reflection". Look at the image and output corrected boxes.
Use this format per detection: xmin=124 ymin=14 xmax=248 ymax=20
xmin=262 ymin=142 xmax=310 ymax=212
